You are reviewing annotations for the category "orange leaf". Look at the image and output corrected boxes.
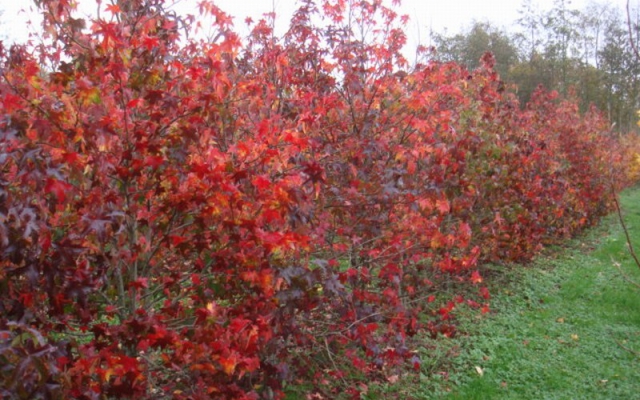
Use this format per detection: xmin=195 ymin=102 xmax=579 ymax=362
xmin=470 ymin=270 xmax=483 ymax=284
xmin=106 ymin=4 xmax=121 ymax=14
xmin=219 ymin=354 xmax=238 ymax=375
xmin=436 ymin=198 xmax=450 ymax=214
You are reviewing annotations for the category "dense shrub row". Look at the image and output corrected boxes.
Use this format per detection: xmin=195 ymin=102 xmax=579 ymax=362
xmin=1 ymin=0 xmax=639 ymax=398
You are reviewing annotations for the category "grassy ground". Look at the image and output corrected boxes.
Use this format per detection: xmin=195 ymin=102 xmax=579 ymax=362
xmin=364 ymin=186 xmax=640 ymax=399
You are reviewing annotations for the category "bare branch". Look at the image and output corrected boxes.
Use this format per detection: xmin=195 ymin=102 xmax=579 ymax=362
xmin=626 ymin=1 xmax=640 ymax=60
xmin=611 ymin=257 xmax=640 ymax=289
xmin=612 ymin=191 xmax=640 ymax=272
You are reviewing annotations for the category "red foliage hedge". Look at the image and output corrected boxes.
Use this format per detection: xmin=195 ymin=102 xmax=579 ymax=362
xmin=0 ymin=0 xmax=638 ymax=398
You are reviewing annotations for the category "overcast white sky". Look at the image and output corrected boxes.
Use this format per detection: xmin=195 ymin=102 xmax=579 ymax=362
xmin=0 ymin=0 xmax=635 ymax=50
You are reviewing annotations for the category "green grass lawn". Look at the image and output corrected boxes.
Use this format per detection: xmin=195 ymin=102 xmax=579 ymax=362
xmin=393 ymin=186 xmax=640 ymax=399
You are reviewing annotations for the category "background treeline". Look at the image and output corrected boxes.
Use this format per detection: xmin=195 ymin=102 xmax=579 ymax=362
xmin=430 ymin=0 xmax=640 ymax=132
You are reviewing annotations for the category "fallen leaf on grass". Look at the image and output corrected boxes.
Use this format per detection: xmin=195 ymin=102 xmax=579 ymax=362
xmin=475 ymin=366 xmax=484 ymax=376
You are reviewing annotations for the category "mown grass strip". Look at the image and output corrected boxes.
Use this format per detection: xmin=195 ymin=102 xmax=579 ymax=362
xmin=366 ymin=186 xmax=640 ymax=399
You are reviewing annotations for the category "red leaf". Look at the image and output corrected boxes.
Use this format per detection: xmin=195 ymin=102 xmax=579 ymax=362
xmin=458 ymin=222 xmax=472 ymax=248
xmin=62 ymin=151 xmax=80 ymax=165
xmin=2 ymin=93 xmax=23 ymax=113
xmin=252 ymin=175 xmax=271 ymax=191
xmin=127 ymin=98 xmax=144 ymax=108
xmin=137 ymin=339 xmax=150 ymax=352
xmin=128 ymin=278 xmax=149 ymax=290
xmin=44 ymin=178 xmax=72 ymax=203
xmin=142 ymin=35 xmax=160 ymax=51
xmin=169 ymin=235 xmax=187 ymax=247
xmin=262 ymin=209 xmax=282 ymax=224
xmin=144 ymin=155 xmax=164 ymax=169
xmin=438 ymin=302 xmax=455 ymax=319
xmin=466 ymin=299 xmax=480 ymax=308
xmin=39 ymin=231 xmax=52 ymax=252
